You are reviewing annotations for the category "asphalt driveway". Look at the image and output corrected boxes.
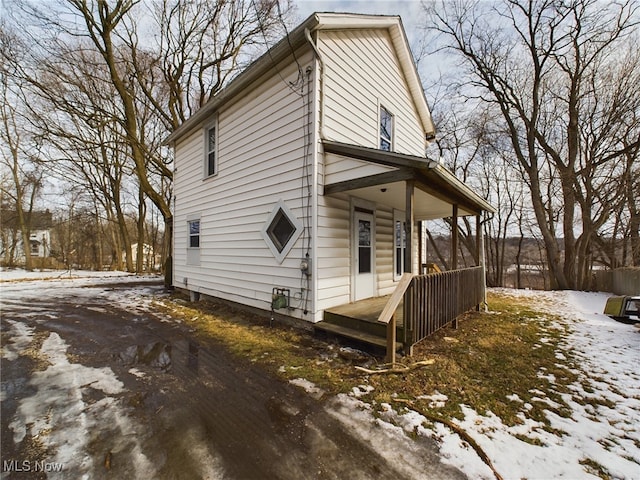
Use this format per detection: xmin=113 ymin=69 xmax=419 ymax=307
xmin=0 ymin=275 xmax=465 ymax=479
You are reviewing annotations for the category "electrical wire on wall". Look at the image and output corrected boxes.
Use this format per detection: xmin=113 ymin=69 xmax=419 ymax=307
xmin=253 ymin=0 xmax=312 ymax=315
xmin=299 ymin=64 xmax=313 ymax=315
xmin=251 ymin=0 xmax=304 ymax=96
xmin=271 ymin=1 xmax=313 ymax=315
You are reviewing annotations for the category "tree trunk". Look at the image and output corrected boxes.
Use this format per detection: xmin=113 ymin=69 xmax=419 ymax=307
xmin=137 ymin=188 xmax=145 ymax=273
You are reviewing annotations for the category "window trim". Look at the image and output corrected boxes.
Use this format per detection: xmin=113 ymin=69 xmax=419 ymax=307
xmin=379 ymin=105 xmax=394 ymax=152
xmin=188 ymin=219 xmax=200 ymax=249
xmin=261 ymin=199 xmax=303 ymax=264
xmin=30 ymin=240 xmax=40 ymax=257
xmin=186 ymin=216 xmax=201 ymax=266
xmin=204 ymin=117 xmax=218 ymax=179
xmin=393 ymin=209 xmax=406 ymax=281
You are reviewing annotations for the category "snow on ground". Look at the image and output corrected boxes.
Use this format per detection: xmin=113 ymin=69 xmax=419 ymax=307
xmin=289 ymin=289 xmax=640 ymax=479
xmin=1 ymin=271 xmax=163 ymax=479
xmin=0 ymin=268 xmax=137 ymax=282
xmin=3 ymin=272 xmax=639 ymax=479
xmin=2 ymin=320 xmax=157 ymax=479
xmin=0 ymin=269 xmax=165 ymax=321
xmin=283 ymin=287 xmax=635 ymax=478
xmin=380 ymin=289 xmax=640 ymax=480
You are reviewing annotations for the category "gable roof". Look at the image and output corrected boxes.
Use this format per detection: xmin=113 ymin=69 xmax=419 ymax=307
xmin=165 ymin=12 xmax=434 ymax=146
xmin=1 ymin=209 xmax=53 ymax=230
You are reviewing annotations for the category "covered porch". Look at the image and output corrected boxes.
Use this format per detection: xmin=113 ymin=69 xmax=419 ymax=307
xmin=316 ymin=141 xmax=495 ymax=360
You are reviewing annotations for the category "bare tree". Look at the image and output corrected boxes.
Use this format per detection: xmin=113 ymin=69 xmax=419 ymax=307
xmin=0 ymin=23 xmax=44 ymax=270
xmin=6 ymin=0 xmax=291 ymax=276
xmin=424 ymin=0 xmax=640 ymax=289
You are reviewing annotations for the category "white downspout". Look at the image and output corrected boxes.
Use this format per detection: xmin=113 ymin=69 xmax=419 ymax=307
xmin=305 ymin=27 xmax=324 ymax=321
xmin=305 ymin=28 xmax=326 ymax=140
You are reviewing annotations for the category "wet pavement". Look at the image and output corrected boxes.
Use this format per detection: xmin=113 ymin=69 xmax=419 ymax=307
xmin=0 ymin=277 xmax=467 ymax=479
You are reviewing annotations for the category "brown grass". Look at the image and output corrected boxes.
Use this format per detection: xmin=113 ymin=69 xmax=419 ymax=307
xmin=156 ymin=290 xmax=578 ymax=431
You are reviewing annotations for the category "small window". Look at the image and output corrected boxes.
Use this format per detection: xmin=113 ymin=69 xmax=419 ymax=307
xmin=30 ymin=240 xmax=40 ymax=256
xmin=267 ymin=210 xmax=296 ymax=253
xmin=261 ymin=200 xmax=303 ymax=264
xmin=206 ymin=124 xmax=216 ymax=177
xmin=188 ymin=220 xmax=200 ymax=248
xmin=358 ymin=218 xmax=372 ymax=274
xmin=380 ymin=106 xmax=393 ymax=151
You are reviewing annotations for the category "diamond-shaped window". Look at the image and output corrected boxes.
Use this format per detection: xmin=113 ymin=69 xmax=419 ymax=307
xmin=261 ymin=200 xmax=303 ymax=264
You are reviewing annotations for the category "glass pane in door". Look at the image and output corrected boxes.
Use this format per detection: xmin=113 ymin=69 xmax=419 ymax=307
xmin=358 ymin=219 xmax=371 ymax=274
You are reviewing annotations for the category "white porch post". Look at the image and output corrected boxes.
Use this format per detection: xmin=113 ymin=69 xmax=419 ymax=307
xmin=404 ymin=180 xmax=415 ymax=274
xmin=451 ymin=204 xmax=459 ymax=329
xmin=478 ymin=213 xmax=488 ymax=312
xmin=404 ymin=180 xmax=415 ymax=356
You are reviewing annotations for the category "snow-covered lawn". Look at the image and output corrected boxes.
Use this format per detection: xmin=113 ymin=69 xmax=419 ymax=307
xmin=0 ymin=268 xmax=152 ymax=282
xmin=323 ymin=289 xmax=640 ymax=480
xmin=0 ymin=268 xmax=162 ymax=315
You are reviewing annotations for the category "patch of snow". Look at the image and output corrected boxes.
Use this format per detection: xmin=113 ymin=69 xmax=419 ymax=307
xmin=128 ymin=368 xmax=146 ymax=378
xmin=327 ymin=394 xmax=460 ymax=479
xmin=8 ymin=332 xmax=156 ymax=478
xmin=289 ymin=378 xmax=324 ymax=400
xmin=350 ymin=384 xmax=375 ymax=398
xmin=0 ymin=268 xmax=142 ymax=282
xmin=1 ymin=319 xmax=35 ymax=361
xmin=420 ymin=288 xmax=640 ymax=479
xmin=417 ymin=391 xmax=449 ymax=409
xmin=505 ymin=393 xmax=522 ymax=403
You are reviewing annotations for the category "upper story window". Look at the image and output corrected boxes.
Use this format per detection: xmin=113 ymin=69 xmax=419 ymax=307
xmin=379 ymin=106 xmax=393 ymax=151
xmin=188 ymin=220 xmax=200 ymax=248
xmin=205 ymin=122 xmax=217 ymax=177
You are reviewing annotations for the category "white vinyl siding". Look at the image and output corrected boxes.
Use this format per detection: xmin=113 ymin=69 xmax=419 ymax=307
xmin=323 ymin=152 xmax=396 ymax=186
xmin=316 ymin=196 xmax=396 ymax=312
xmin=316 ymin=194 xmax=351 ymax=312
xmin=319 ymin=29 xmax=426 ymax=157
xmin=173 ymin=50 xmax=314 ymax=318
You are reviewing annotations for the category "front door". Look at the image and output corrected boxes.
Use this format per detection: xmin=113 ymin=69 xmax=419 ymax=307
xmin=354 ymin=211 xmax=375 ymax=300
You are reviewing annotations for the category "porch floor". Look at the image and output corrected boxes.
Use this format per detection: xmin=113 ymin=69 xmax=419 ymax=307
xmin=315 ymin=296 xmax=404 ymax=351
xmin=324 ymin=295 xmax=404 ymax=324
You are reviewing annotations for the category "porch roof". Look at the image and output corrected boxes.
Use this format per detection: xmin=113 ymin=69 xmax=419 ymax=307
xmin=322 ymin=140 xmax=496 ymax=220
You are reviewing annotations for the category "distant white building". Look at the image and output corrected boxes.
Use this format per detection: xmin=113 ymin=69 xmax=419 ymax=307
xmin=1 ymin=210 xmax=53 ymax=265
xmin=124 ymin=243 xmax=161 ymax=271
xmin=28 ymin=229 xmax=51 ymax=258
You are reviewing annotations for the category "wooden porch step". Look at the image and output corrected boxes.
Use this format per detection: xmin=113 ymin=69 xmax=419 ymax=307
xmin=323 ymin=310 xmax=388 ymax=337
xmin=314 ymin=321 xmax=402 ymax=352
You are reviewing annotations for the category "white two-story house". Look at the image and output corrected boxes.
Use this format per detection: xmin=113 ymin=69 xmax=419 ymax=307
xmin=166 ymin=13 xmax=494 ymax=354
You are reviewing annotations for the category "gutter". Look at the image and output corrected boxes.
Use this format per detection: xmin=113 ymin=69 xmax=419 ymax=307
xmin=164 ymin=14 xmax=321 ymax=146
xmin=429 ymin=164 xmax=496 ymax=214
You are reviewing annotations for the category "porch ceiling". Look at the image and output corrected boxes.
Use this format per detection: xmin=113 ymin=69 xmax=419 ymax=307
xmin=344 ymin=180 xmax=472 ymax=220
xmin=322 ymin=141 xmax=495 ymax=218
